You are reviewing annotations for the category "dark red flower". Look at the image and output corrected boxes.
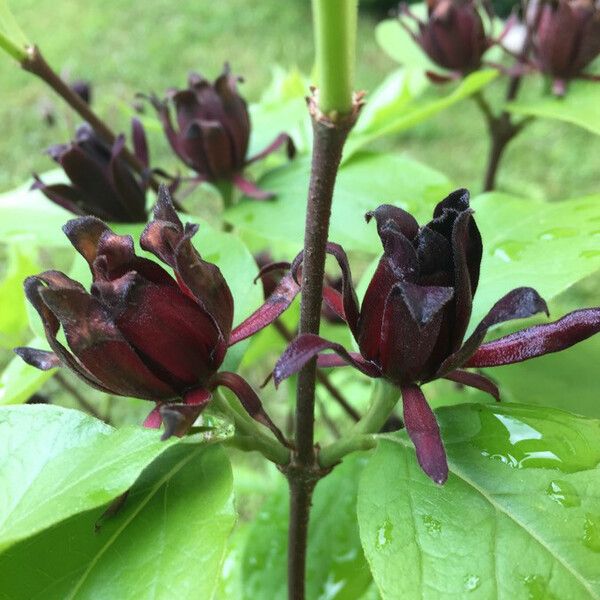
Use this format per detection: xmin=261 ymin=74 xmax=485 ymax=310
xmin=273 ymin=189 xmax=600 ymax=484
xmin=147 ymin=65 xmax=295 ymax=199
xmin=32 ymin=123 xmax=149 ymax=223
xmin=400 ymin=0 xmax=493 ymax=78
xmin=15 ymin=186 xmax=296 ymax=439
xmin=532 ymin=0 xmax=600 ymax=95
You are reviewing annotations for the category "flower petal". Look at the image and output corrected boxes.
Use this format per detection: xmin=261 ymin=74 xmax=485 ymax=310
xmin=131 ymin=117 xmax=149 ymax=168
xmin=232 ymin=173 xmax=273 ymax=200
xmin=245 ymin=132 xmax=296 ymax=165
xmin=365 ymin=204 xmax=419 ymax=240
xmin=13 ymin=347 xmax=60 ymax=370
xmin=229 ymin=271 xmax=300 ymax=345
xmin=40 ymin=284 xmax=177 ymax=400
xmin=465 ymin=308 xmax=600 ymax=368
xmin=401 ymin=384 xmax=448 ymax=485
xmin=31 ymin=176 xmax=87 ymax=216
xmin=444 ymin=369 xmax=500 ymax=401
xmin=273 ymin=333 xmax=381 ymax=387
xmin=436 ymin=287 xmax=549 ymax=376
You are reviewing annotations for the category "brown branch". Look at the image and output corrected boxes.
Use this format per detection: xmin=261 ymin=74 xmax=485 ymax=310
xmin=285 ymin=92 xmax=362 ymax=600
xmin=21 ymin=46 xmax=160 ymax=193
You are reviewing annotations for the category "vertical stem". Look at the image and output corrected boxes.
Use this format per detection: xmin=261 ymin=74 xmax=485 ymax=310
xmin=311 ymin=0 xmax=358 ymax=116
xmin=21 ymin=46 xmax=160 ymax=193
xmin=287 ymin=2 xmax=360 ymax=597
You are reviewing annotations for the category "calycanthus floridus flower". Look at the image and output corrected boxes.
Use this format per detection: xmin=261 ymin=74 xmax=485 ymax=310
xmin=532 ymin=0 xmax=600 ymax=95
xmin=399 ymin=0 xmax=494 ymax=80
xmin=147 ymin=65 xmax=295 ymax=199
xmin=32 ymin=122 xmax=151 ymax=223
xmin=15 ymin=186 xmax=296 ymax=440
xmin=274 ymin=189 xmax=600 ymax=484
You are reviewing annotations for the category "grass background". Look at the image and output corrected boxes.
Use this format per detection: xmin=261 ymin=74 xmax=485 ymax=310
xmin=1 ymin=0 xmax=599 ymax=200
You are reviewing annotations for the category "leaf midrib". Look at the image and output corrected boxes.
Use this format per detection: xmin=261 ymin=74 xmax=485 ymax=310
xmin=383 ymin=435 xmax=599 ymax=600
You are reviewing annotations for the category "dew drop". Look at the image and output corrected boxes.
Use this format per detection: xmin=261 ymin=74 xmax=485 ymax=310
xmin=490 ymin=240 xmax=529 ymax=263
xmin=522 ymin=574 xmax=556 ymax=600
xmin=545 ymin=480 xmax=581 ymax=508
xmin=537 ymin=227 xmax=578 ymax=241
xmin=463 ymin=574 xmax=481 ymax=591
xmin=375 ymin=520 xmax=393 ymax=550
xmin=583 ymin=513 xmax=600 ymax=553
xmin=422 ymin=514 xmax=442 ymax=536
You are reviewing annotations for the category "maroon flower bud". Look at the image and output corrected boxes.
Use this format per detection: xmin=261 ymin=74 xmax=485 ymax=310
xmin=274 ymin=189 xmax=600 ymax=484
xmin=532 ymin=0 xmax=600 ymax=95
xmin=32 ymin=123 xmax=150 ymax=223
xmin=400 ymin=0 xmax=492 ymax=75
xmin=15 ymin=187 xmax=296 ymax=440
xmin=70 ymin=80 xmax=92 ymax=104
xmin=147 ymin=65 xmax=295 ymax=199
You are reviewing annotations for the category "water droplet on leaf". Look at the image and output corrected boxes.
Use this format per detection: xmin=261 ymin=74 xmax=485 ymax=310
xmin=545 ymin=480 xmax=580 ymax=507
xmin=583 ymin=513 xmax=600 ymax=553
xmin=538 ymin=227 xmax=578 ymax=241
xmin=463 ymin=574 xmax=480 ymax=591
xmin=422 ymin=514 xmax=442 ymax=536
xmin=490 ymin=240 xmax=529 ymax=263
xmin=375 ymin=520 xmax=393 ymax=550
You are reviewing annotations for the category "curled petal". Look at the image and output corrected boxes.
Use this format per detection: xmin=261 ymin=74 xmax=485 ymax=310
xmin=317 ymin=351 xmax=374 ymax=368
xmin=232 ymin=173 xmax=273 ymax=200
xmin=13 ymin=348 xmax=60 ymax=371
xmin=160 ymin=390 xmax=212 ymax=440
xmin=210 ymin=372 xmax=288 ymax=447
xmin=31 ymin=176 xmax=86 ymax=216
xmin=433 ymin=188 xmax=471 ymax=218
xmin=436 ymin=287 xmax=548 ymax=377
xmin=229 ymin=271 xmax=300 ymax=346
xmin=62 ymin=216 xmax=110 ymax=266
xmin=131 ymin=117 xmax=149 ymax=168
xmin=365 ymin=204 xmax=419 ymax=240
xmin=401 ymin=384 xmax=448 ymax=485
xmin=246 ymin=132 xmax=296 ymax=165
xmin=143 ymin=404 xmax=163 ymax=429
xmin=142 ymin=186 xmax=234 ymax=340
xmin=108 ymin=134 xmax=146 ymax=221
xmin=273 ymin=333 xmax=381 ymax=387
xmin=444 ymin=369 xmax=500 ymax=402
xmin=465 ymin=308 xmax=600 ymax=368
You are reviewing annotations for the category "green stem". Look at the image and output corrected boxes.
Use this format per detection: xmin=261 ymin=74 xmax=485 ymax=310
xmin=213 ymin=391 xmax=290 ymax=465
xmin=0 ymin=30 xmax=25 ymax=61
xmin=311 ymin=0 xmax=357 ymax=116
xmin=319 ymin=380 xmax=400 ymax=468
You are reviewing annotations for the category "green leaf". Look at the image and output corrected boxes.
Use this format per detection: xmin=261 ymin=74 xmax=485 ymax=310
xmin=0 ymin=337 xmax=55 ymax=405
xmin=225 ymin=151 xmax=452 ymax=254
xmin=506 ymin=80 xmax=600 ymax=136
xmin=471 ymin=192 xmax=600 ymax=326
xmin=358 ymin=403 xmax=600 ymax=599
xmin=346 ymin=69 xmax=498 ymax=158
xmin=0 ymin=244 xmax=41 ymax=348
xmin=241 ymin=454 xmax=373 ymax=599
xmin=0 ymin=443 xmax=235 ymax=600
xmin=0 ymin=404 xmax=185 ymax=551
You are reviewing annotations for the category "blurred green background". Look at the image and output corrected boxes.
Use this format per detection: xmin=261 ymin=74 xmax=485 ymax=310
xmin=2 ymin=0 xmax=599 ymax=200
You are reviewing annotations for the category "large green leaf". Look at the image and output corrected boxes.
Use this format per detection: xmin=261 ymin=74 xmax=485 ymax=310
xmin=241 ymin=454 xmax=373 ymax=599
xmin=0 ymin=405 xmax=185 ymax=551
xmin=0 ymin=443 xmax=234 ymax=600
xmin=225 ymin=151 xmax=452 ymax=254
xmin=358 ymin=403 xmax=600 ymax=599
xmin=346 ymin=69 xmax=498 ymax=158
xmin=506 ymin=79 xmax=600 ymax=136
xmin=471 ymin=192 xmax=600 ymax=325
xmin=0 ymin=337 xmax=55 ymax=405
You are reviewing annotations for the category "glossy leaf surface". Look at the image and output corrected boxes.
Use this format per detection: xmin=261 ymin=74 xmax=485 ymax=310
xmin=506 ymin=80 xmax=600 ymax=136
xmin=358 ymin=403 xmax=600 ymax=599
xmin=0 ymin=405 xmax=181 ymax=550
xmin=0 ymin=444 xmax=234 ymax=600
